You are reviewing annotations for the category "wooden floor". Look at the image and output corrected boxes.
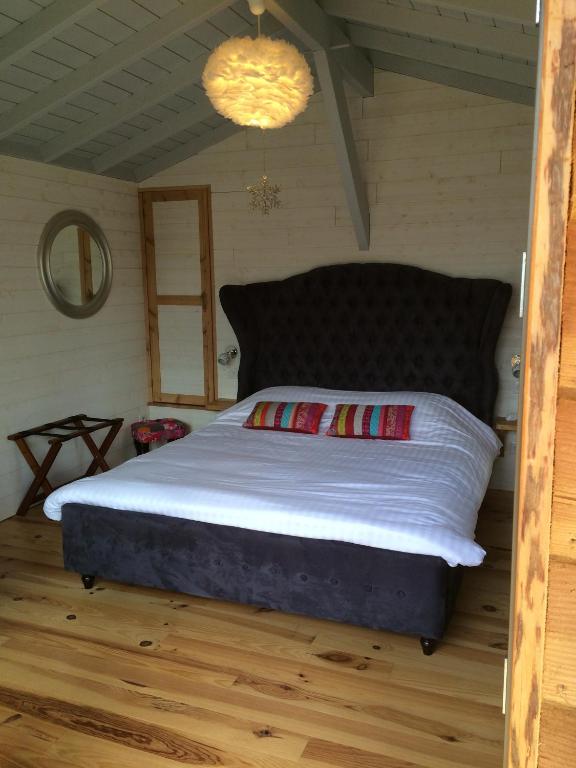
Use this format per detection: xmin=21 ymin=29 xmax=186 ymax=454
xmin=0 ymin=491 xmax=512 ymax=768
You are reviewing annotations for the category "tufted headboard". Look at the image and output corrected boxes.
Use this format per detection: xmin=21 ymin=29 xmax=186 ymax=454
xmin=219 ymin=263 xmax=511 ymax=424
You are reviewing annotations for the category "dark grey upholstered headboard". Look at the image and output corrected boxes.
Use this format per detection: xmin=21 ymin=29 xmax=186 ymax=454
xmin=219 ymin=263 xmax=511 ymax=424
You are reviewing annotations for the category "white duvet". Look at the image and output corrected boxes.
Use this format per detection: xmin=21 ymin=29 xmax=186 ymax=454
xmin=44 ymin=387 xmax=500 ymax=567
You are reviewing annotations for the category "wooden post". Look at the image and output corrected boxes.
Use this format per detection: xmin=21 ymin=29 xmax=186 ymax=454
xmin=505 ymin=1 xmax=576 ymax=765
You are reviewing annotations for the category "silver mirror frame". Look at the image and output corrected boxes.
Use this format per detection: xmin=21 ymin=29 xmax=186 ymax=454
xmin=37 ymin=210 xmax=113 ymax=319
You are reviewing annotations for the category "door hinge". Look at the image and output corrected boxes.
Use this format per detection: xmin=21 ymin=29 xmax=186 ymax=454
xmin=502 ymin=657 xmax=508 ymax=715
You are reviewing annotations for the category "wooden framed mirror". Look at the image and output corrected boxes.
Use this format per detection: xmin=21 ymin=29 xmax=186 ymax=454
xmin=38 ymin=210 xmax=112 ymax=319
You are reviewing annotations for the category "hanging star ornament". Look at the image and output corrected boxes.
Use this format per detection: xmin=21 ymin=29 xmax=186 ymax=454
xmin=246 ymin=175 xmax=281 ymax=215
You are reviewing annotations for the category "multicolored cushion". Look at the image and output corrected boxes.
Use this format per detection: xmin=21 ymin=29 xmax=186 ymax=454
xmin=131 ymin=418 xmax=188 ymax=444
xmin=326 ymin=404 xmax=414 ymax=440
xmin=243 ymin=401 xmax=327 ymax=434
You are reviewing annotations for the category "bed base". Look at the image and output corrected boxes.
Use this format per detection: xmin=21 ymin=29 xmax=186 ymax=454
xmin=62 ymin=503 xmax=462 ymax=655
xmin=79 ymin=571 xmax=437 ymax=653
xmin=79 ymin=571 xmax=440 ymax=653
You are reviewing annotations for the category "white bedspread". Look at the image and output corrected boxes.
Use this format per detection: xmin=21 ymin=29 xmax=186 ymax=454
xmin=44 ymin=387 xmax=500 ymax=567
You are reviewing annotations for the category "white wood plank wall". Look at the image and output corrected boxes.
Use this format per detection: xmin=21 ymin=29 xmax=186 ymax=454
xmin=0 ymin=156 xmax=145 ymax=521
xmin=143 ymin=71 xmax=534 ymax=490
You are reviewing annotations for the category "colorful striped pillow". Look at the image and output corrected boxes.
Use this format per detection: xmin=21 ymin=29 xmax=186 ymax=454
xmin=243 ymin=401 xmax=327 ymax=434
xmin=326 ymin=404 xmax=414 ymax=440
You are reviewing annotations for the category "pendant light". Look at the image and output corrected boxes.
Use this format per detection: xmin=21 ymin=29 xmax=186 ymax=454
xmin=202 ymin=0 xmax=313 ymax=129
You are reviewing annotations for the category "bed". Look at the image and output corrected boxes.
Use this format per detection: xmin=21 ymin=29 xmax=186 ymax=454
xmin=44 ymin=263 xmax=511 ymax=655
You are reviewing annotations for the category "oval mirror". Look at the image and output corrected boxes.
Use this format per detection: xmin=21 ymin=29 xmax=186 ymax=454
xmin=38 ymin=211 xmax=112 ymax=318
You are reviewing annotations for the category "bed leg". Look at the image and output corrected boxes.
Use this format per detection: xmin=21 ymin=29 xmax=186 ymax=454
xmin=81 ymin=574 xmax=95 ymax=590
xmin=420 ymin=637 xmax=437 ymax=656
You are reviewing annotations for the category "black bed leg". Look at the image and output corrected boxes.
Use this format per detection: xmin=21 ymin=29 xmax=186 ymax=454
xmin=81 ymin=574 xmax=95 ymax=590
xmin=420 ymin=637 xmax=437 ymax=656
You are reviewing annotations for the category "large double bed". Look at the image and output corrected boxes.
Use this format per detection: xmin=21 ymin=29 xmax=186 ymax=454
xmin=44 ymin=263 xmax=511 ymax=654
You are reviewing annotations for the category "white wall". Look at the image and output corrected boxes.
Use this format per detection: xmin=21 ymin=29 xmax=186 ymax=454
xmin=143 ymin=71 xmax=533 ymax=489
xmin=0 ymin=156 xmax=146 ymax=521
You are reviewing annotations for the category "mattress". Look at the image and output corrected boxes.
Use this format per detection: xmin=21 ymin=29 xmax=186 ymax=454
xmin=44 ymin=386 xmax=500 ymax=567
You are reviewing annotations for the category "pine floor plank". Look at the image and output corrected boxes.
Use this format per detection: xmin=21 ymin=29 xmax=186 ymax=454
xmin=0 ymin=687 xmax=298 ymax=768
xmin=0 ymin=707 xmax=195 ymax=768
xmin=0 ymin=490 xmax=513 ymax=767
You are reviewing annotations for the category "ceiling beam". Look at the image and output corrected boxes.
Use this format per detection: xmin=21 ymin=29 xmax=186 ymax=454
xmin=0 ymin=138 xmax=136 ymax=180
xmin=313 ymin=49 xmax=370 ymax=250
xmin=394 ymin=0 xmax=537 ymax=26
xmin=369 ymin=49 xmax=535 ymax=105
xmin=134 ymin=122 xmax=242 ymax=182
xmin=41 ymin=14 xmax=285 ymax=163
xmin=264 ymin=0 xmax=374 ymax=96
xmin=0 ymin=0 xmax=102 ymax=75
xmin=93 ymin=97 xmax=216 ymax=172
xmin=349 ymin=24 xmax=536 ymax=89
xmin=41 ymin=54 xmax=209 ymax=162
xmin=322 ymin=0 xmax=538 ymax=62
xmin=0 ymin=0 xmax=235 ymax=142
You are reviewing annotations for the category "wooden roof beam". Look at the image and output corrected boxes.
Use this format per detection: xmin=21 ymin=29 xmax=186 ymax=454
xmin=370 ymin=49 xmax=535 ymax=105
xmin=41 ymin=53 xmax=210 ymax=162
xmin=263 ymin=0 xmax=374 ymax=96
xmin=134 ymin=122 xmax=242 ymax=182
xmin=260 ymin=1 xmax=371 ymax=249
xmin=41 ymin=14 xmax=285 ymax=163
xmin=129 ymin=75 xmax=322 ymax=181
xmin=322 ymin=0 xmax=538 ymax=62
xmin=313 ymin=49 xmax=370 ymax=250
xmin=0 ymin=0 xmax=103 ymax=75
xmin=395 ymin=0 xmax=537 ymax=26
xmin=93 ymin=97 xmax=216 ymax=173
xmin=0 ymin=0 xmax=235 ymax=142
xmin=0 ymin=138 xmax=136 ymax=180
xmin=350 ymin=25 xmax=536 ymax=104
xmin=91 ymin=17 xmax=318 ymax=176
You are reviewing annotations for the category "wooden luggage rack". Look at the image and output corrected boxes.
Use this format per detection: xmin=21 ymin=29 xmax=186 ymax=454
xmin=7 ymin=414 xmax=123 ymax=517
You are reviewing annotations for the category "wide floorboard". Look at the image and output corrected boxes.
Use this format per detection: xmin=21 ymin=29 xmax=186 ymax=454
xmin=0 ymin=491 xmax=512 ymax=768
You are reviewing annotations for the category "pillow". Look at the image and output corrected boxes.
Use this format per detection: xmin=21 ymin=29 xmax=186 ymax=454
xmin=243 ymin=401 xmax=327 ymax=434
xmin=326 ymin=404 xmax=414 ymax=440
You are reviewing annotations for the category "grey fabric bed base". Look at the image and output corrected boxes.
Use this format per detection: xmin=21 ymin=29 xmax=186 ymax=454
xmin=61 ymin=503 xmax=462 ymax=644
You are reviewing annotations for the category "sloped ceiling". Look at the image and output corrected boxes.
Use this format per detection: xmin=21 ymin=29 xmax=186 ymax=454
xmin=0 ymin=0 xmax=537 ymax=182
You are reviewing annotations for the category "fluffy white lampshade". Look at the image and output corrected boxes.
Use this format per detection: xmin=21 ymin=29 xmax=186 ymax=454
xmin=202 ymin=36 xmax=314 ymax=129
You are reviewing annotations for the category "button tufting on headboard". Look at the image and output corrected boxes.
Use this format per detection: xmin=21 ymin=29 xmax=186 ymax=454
xmin=220 ymin=263 xmax=512 ymax=424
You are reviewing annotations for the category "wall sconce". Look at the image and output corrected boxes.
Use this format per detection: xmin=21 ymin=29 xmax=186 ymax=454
xmin=218 ymin=345 xmax=238 ymax=366
xmin=507 ymin=353 xmax=521 ymax=421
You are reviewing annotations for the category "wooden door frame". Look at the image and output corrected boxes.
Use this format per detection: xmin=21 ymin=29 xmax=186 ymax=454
xmin=139 ymin=186 xmax=218 ymax=408
xmin=505 ymin=1 xmax=576 ymax=765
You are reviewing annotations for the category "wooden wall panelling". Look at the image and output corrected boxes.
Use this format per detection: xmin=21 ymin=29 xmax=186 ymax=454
xmin=538 ymin=116 xmax=576 ymax=764
xmin=558 ymin=216 xmax=576 ymax=392
xmin=505 ymin=2 xmax=576 ymax=766
xmin=0 ymin=155 xmax=145 ymax=521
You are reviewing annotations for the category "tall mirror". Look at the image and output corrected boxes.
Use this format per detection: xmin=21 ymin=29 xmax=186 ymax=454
xmin=38 ymin=211 xmax=112 ymax=318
